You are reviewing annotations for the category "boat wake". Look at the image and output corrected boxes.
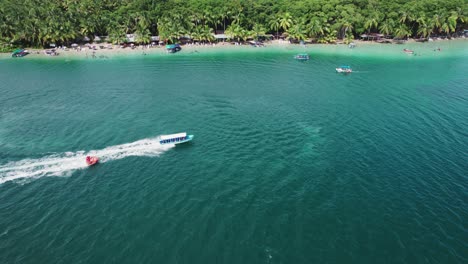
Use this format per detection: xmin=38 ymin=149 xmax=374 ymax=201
xmin=0 ymin=137 xmax=174 ymax=185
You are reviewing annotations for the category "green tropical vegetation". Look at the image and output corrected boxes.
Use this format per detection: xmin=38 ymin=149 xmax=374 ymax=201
xmin=0 ymin=0 xmax=466 ymax=51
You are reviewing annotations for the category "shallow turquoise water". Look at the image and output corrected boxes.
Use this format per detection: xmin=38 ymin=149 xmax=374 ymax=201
xmin=0 ymin=42 xmax=467 ymax=263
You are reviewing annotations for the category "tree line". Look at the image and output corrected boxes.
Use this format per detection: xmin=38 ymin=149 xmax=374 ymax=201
xmin=0 ymin=0 xmax=466 ymax=49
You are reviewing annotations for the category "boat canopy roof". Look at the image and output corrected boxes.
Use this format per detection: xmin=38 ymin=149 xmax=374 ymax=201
xmin=12 ymin=49 xmax=24 ymax=54
xmin=339 ymin=65 xmax=351 ymax=68
xmin=160 ymin=132 xmax=186 ymax=140
xmin=166 ymin=44 xmax=181 ymax=49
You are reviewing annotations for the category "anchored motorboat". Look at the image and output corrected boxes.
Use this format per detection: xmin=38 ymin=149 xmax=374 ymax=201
xmin=166 ymin=44 xmax=182 ymax=53
xmin=403 ymin=48 xmax=414 ymax=54
xmin=336 ymin=65 xmax=352 ymax=73
xmin=294 ymin=53 xmax=310 ymax=60
xmin=11 ymin=49 xmax=29 ymax=57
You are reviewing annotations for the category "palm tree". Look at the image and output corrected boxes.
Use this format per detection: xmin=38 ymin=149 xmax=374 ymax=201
xmin=108 ymin=25 xmax=127 ymax=45
xmin=251 ymin=24 xmax=266 ymax=40
xmin=219 ymin=8 xmax=231 ymax=32
xmin=268 ymin=15 xmax=280 ymax=39
xmin=286 ymin=24 xmax=307 ymax=42
xmin=190 ymin=26 xmax=203 ymax=43
xmin=417 ymin=23 xmax=433 ymax=38
xmin=232 ymin=8 xmax=244 ymax=25
xmin=399 ymin=11 xmax=414 ymax=24
xmin=190 ymin=25 xmax=214 ymax=43
xmin=279 ymin=12 xmax=293 ymax=33
xmin=379 ymin=19 xmax=395 ymax=36
xmin=225 ymin=23 xmax=247 ymax=43
xmin=203 ymin=10 xmax=213 ymax=27
xmin=364 ymin=14 xmax=380 ymax=33
xmin=308 ymin=18 xmax=325 ymax=39
xmin=446 ymin=15 xmax=457 ymax=35
xmin=415 ymin=16 xmax=433 ymax=38
xmin=158 ymin=17 xmax=185 ymax=44
xmin=190 ymin=12 xmax=202 ymax=27
xmin=135 ymin=27 xmax=151 ymax=44
xmin=449 ymin=8 xmax=465 ymax=33
xmin=80 ymin=22 xmax=96 ymax=41
xmin=340 ymin=20 xmax=353 ymax=39
xmin=432 ymin=14 xmax=443 ymax=33
xmin=202 ymin=26 xmax=215 ymax=43
xmin=210 ymin=10 xmax=222 ymax=33
xmin=394 ymin=24 xmax=411 ymax=39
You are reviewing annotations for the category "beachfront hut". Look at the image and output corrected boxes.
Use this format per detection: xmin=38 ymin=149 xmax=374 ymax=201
xmin=360 ymin=33 xmax=384 ymax=41
xmin=126 ymin=34 xmax=135 ymax=43
xmin=150 ymin=36 xmax=160 ymax=46
xmin=214 ymin=34 xmax=228 ymax=42
xmin=360 ymin=34 xmax=373 ymax=41
xmin=179 ymin=35 xmax=192 ymax=44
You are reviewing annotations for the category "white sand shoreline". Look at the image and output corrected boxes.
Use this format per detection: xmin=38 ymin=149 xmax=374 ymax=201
xmin=2 ymin=38 xmax=467 ymax=60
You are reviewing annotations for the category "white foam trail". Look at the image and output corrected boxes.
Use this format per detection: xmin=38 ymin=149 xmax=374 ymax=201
xmin=0 ymin=137 xmax=174 ymax=184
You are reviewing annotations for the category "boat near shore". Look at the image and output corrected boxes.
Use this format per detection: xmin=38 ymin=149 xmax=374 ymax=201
xmin=403 ymin=48 xmax=414 ymax=55
xmin=166 ymin=44 xmax=182 ymax=53
xmin=11 ymin=49 xmax=29 ymax=57
xmin=336 ymin=65 xmax=352 ymax=73
xmin=159 ymin=132 xmax=193 ymax=145
xmin=294 ymin=54 xmax=310 ymax=60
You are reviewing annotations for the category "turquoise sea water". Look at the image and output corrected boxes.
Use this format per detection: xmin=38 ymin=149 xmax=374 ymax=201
xmin=0 ymin=41 xmax=467 ymax=263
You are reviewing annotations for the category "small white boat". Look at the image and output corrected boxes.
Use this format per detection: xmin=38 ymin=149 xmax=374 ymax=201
xmin=403 ymin=48 xmax=414 ymax=55
xmin=159 ymin=132 xmax=194 ymax=145
xmin=336 ymin=65 xmax=352 ymax=73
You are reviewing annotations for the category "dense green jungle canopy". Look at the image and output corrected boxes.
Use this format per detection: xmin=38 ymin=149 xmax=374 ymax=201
xmin=0 ymin=0 xmax=466 ymax=48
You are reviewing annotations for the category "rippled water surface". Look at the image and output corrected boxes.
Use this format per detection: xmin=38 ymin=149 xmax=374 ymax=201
xmin=0 ymin=43 xmax=467 ymax=263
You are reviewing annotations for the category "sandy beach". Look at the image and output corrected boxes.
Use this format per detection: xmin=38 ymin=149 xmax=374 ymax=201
xmin=1 ymin=38 xmax=467 ymax=60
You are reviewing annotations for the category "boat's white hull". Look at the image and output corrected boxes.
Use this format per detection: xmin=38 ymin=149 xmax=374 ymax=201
xmin=160 ymin=134 xmax=194 ymax=145
xmin=336 ymin=68 xmax=352 ymax=73
xmin=174 ymin=135 xmax=194 ymax=144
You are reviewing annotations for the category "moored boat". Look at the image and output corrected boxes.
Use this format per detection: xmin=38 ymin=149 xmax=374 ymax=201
xmin=336 ymin=65 xmax=352 ymax=73
xmin=294 ymin=53 xmax=310 ymax=60
xmin=86 ymin=156 xmax=99 ymax=166
xmin=11 ymin=49 xmax=29 ymax=57
xmin=166 ymin=44 xmax=182 ymax=53
xmin=403 ymin=48 xmax=414 ymax=54
xmin=159 ymin=132 xmax=193 ymax=145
